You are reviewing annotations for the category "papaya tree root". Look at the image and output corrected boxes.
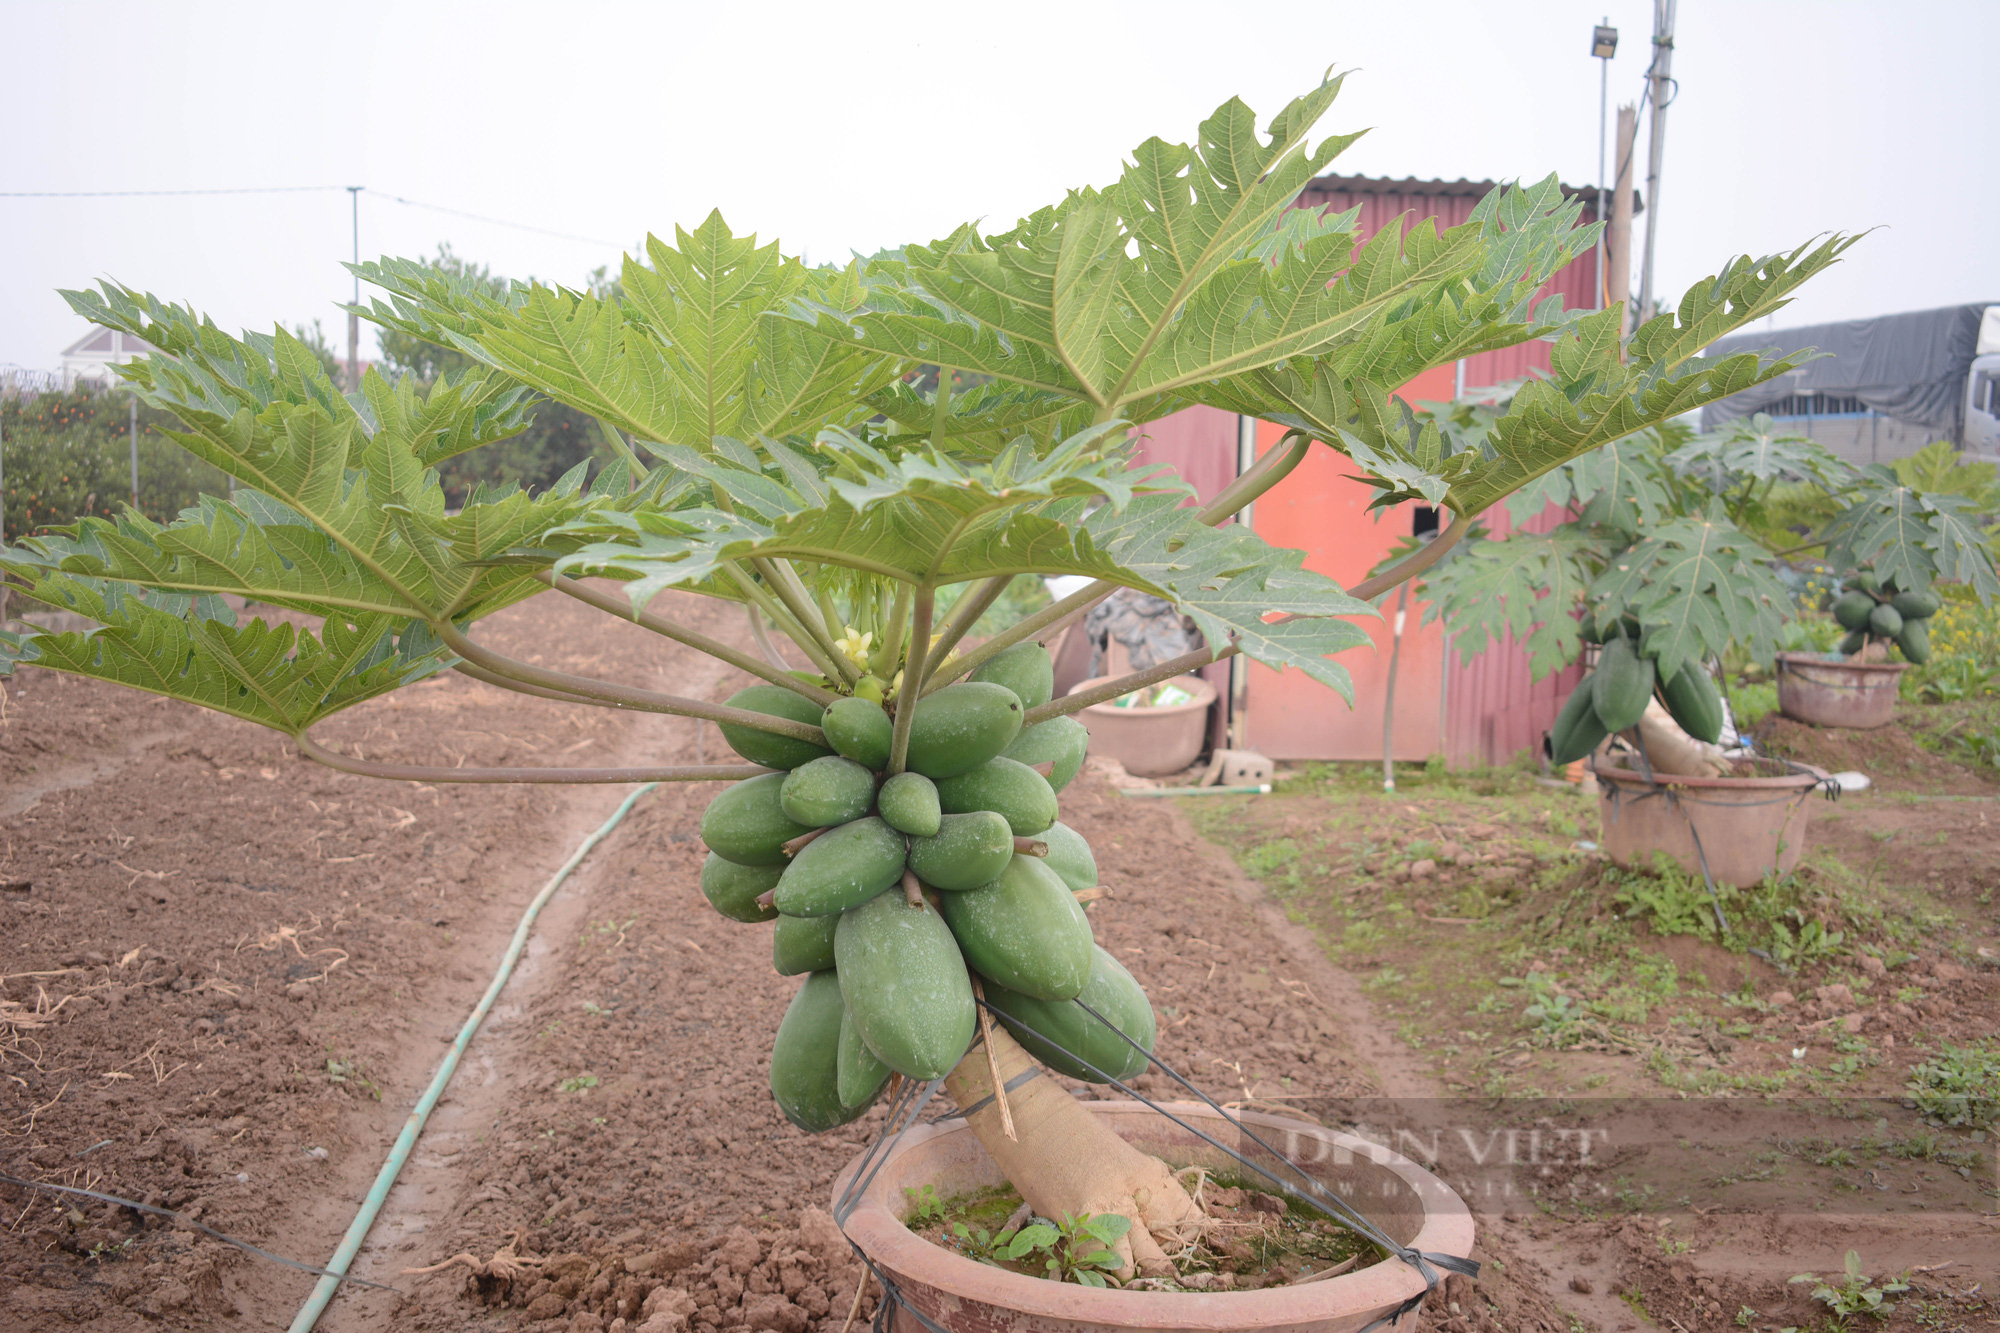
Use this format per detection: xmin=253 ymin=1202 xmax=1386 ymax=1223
xmin=944 ymin=1025 xmax=1204 ymax=1279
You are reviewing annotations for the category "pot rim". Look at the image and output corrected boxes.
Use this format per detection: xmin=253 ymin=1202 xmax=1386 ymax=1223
xmin=1591 ymin=759 xmax=1829 ymax=791
xmin=833 ymin=1100 xmax=1475 ymax=1330
xmin=1774 ymin=651 xmax=1911 ymax=678
xmin=1069 ymin=673 xmax=1218 ymax=718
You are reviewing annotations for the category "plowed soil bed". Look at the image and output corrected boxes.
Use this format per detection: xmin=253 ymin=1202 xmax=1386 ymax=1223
xmin=3 ymin=596 xmax=1991 ymax=1333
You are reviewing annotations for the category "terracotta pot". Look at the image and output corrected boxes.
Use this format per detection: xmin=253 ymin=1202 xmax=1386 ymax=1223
xmin=834 ymin=1100 xmax=1474 ymax=1333
xmin=1774 ymin=652 xmax=1909 ymax=730
xmin=1592 ymin=758 xmax=1829 ymax=888
xmin=1069 ymin=674 xmax=1217 ymax=777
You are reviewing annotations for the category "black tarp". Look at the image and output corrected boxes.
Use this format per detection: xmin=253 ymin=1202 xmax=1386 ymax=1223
xmin=1700 ymin=302 xmax=1995 ymax=439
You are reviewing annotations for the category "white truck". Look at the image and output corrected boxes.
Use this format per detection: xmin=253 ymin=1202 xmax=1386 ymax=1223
xmin=1704 ymin=302 xmax=2000 ymax=464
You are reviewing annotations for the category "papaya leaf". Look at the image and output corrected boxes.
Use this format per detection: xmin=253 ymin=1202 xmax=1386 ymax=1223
xmin=546 ymin=422 xmax=1148 ymax=601
xmin=1892 ymin=440 xmax=2000 ymax=513
xmin=354 ymin=213 xmax=902 ymax=453
xmin=2 ymin=573 xmax=448 ymax=731
xmin=1665 ymin=412 xmax=1850 ymax=490
xmin=1214 ymin=234 xmax=1858 ymax=520
xmin=1590 ymin=504 xmax=1791 ymax=682
xmin=1176 ymin=175 xmax=1596 ymax=478
xmin=63 ymin=280 xmax=535 ymax=465
xmin=789 ymin=80 xmax=1462 ymax=412
xmin=1823 ymin=472 xmax=2000 ymax=601
xmin=7 ymin=294 xmax=609 ymax=637
xmin=1419 ymin=526 xmax=1600 ymax=677
xmin=1569 ymin=436 xmax=1678 ymax=537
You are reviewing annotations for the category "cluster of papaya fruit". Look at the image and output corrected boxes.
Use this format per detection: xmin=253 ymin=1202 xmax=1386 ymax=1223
xmin=1548 ymin=619 xmax=1726 ymax=764
xmin=1833 ymin=572 xmax=1937 ymax=663
xmin=696 ymin=642 xmax=1157 ymax=1133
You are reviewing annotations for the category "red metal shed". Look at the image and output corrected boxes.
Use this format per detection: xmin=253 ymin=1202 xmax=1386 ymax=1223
xmin=1127 ymin=174 xmax=1609 ymax=768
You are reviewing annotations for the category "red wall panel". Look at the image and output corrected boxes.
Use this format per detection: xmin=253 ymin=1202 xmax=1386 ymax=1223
xmin=1122 ymin=177 xmax=1602 ymax=767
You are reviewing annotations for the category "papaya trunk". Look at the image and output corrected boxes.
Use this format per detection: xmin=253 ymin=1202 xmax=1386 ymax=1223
xmin=943 ymin=1025 xmax=1202 ymax=1279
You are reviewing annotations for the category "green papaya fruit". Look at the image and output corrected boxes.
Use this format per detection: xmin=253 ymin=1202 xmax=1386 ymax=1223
xmin=1869 ymin=602 xmax=1904 ymax=638
xmin=1896 ymin=617 xmax=1931 ymax=664
xmin=1833 ymin=591 xmax=1876 ymax=631
xmin=836 ymin=1007 xmax=893 ymax=1109
xmin=835 ymin=891 xmax=976 ymax=1080
xmin=1853 ymin=569 xmax=1880 ymax=592
xmin=773 ymin=912 xmax=840 ymax=976
xmin=935 ymin=757 xmax=1058 ymax=836
xmin=937 ymin=854 xmax=1093 ymax=1002
xmin=1592 ymin=636 xmax=1655 ymax=732
xmin=769 ymin=971 xmax=872 ymax=1132
xmin=700 ymin=853 xmax=783 ymax=923
xmin=906 ymin=811 xmax=1015 ymax=891
xmin=877 ymin=771 xmax=941 ymax=837
xmin=772 ymin=816 xmax=907 ymax=917
xmin=905 ymin=683 xmax=1024 ymax=779
xmin=718 ymin=685 xmax=832 ymax=770
xmin=780 ymin=756 xmax=878 ymax=828
xmin=821 ymin=697 xmax=893 ymax=771
xmin=1549 ymin=680 xmax=1610 ymax=765
xmin=969 ymin=641 xmax=1054 ymax=710
xmin=1040 ymin=821 xmax=1098 ymax=891
xmin=984 ymin=945 xmax=1155 ymax=1084
xmin=1659 ymin=663 xmax=1724 ymax=744
xmin=1838 ymin=629 xmax=1868 ymax=656
xmin=1000 ymin=716 xmax=1089 ymax=793
xmin=701 ymin=772 xmax=815 ymax=867
xmin=1891 ymin=589 xmax=1941 ymax=620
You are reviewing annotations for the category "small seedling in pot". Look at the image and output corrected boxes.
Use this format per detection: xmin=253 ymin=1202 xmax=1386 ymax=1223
xmin=902 ymin=1185 xmax=945 ymax=1224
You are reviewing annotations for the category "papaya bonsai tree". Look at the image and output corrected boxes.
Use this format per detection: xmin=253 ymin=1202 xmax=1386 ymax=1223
xmin=1421 ymin=406 xmax=1998 ymax=768
xmin=0 ymin=78 xmax=1850 ymax=1281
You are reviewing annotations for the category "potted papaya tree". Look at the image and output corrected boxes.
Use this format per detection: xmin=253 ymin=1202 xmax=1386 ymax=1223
xmin=1422 ymin=409 xmax=1997 ymax=885
xmin=0 ymin=78 xmax=1849 ymax=1328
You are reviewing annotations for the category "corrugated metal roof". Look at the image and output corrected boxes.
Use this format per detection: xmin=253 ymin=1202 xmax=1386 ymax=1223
xmin=1302 ymin=173 xmax=1642 ymax=214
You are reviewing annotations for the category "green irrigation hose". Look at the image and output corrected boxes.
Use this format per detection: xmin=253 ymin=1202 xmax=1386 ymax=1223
xmin=287 ymin=782 xmax=658 ymax=1333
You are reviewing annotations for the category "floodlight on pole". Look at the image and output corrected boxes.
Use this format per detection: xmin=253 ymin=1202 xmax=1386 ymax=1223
xmin=1593 ymin=20 xmax=1617 ymax=309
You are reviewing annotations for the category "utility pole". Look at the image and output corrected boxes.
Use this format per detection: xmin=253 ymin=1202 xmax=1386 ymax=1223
xmin=345 ymin=185 xmax=362 ymax=393
xmin=1591 ymin=21 xmax=1619 ymax=309
xmin=1636 ymin=0 xmax=1677 ymax=327
xmin=129 ymin=393 xmax=139 ymax=511
xmin=1609 ymin=105 xmax=1639 ymax=335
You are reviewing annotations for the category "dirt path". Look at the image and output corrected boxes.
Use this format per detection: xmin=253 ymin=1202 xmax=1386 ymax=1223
xmin=0 ymin=586 xmax=693 ymax=1330
xmin=11 ymin=590 xmax=1990 ymax=1333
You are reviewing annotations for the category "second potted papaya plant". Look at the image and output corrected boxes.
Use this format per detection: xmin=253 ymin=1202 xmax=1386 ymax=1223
xmin=1423 ymin=411 xmax=1998 ymax=885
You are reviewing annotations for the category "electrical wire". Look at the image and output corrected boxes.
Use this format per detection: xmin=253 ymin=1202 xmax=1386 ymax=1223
xmin=370 ymin=191 xmax=625 ymax=248
xmin=0 ymin=184 xmax=627 ymax=249
xmin=0 ymin=185 xmax=346 ymax=198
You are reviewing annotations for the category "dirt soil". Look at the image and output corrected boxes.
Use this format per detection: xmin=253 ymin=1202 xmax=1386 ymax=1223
xmin=4 ymin=598 xmax=1994 ymax=1333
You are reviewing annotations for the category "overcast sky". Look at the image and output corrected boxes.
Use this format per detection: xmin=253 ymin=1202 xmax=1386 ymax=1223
xmin=3 ymin=0 xmax=1994 ymax=371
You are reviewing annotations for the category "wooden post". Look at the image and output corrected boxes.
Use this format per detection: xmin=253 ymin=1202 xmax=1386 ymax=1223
xmin=1608 ymin=104 xmax=1639 ymax=336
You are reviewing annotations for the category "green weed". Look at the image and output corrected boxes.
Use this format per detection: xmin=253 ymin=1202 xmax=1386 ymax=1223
xmin=557 ymin=1074 xmax=600 ymax=1094
xmin=325 ymin=1056 xmax=383 ymax=1100
xmin=1904 ymin=1043 xmax=2000 ymax=1128
xmin=1790 ymin=1250 xmax=1909 ymax=1322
